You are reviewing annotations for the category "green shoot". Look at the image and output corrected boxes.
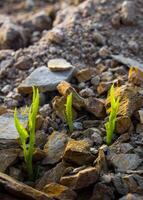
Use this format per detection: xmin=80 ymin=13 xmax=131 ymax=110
xmin=65 ymin=93 xmax=74 ymax=132
xmin=105 ymin=84 xmax=120 ymax=146
xmin=14 ymin=86 xmax=39 ymax=180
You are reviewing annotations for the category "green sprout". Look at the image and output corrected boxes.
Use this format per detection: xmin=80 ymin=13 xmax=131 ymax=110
xmin=14 ymin=86 xmax=39 ymax=180
xmin=65 ymin=92 xmax=74 ymax=132
xmin=105 ymin=84 xmax=120 ymax=145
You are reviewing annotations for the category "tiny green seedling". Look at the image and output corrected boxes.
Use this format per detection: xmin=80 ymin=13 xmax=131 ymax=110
xmin=105 ymin=84 xmax=120 ymax=145
xmin=14 ymin=86 xmax=39 ymax=180
xmin=65 ymin=92 xmax=74 ymax=132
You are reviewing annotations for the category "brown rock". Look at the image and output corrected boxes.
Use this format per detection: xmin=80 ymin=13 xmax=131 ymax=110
xmin=120 ymin=1 xmax=136 ymax=25
xmin=84 ymin=97 xmax=106 ymax=118
xmin=0 ymin=22 xmax=27 ymax=50
xmin=57 ymin=81 xmax=85 ymax=110
xmin=14 ymin=56 xmax=33 ymax=70
xmin=52 ymin=95 xmax=77 ymax=121
xmin=46 ymin=29 xmax=64 ymax=44
xmin=90 ymin=183 xmax=114 ymax=200
xmin=43 ymin=183 xmax=77 ymax=200
xmin=36 ymin=162 xmax=67 ymax=190
xmin=0 ymin=148 xmax=20 ymax=173
xmin=106 ymin=85 xmax=143 ymax=117
xmin=0 ymin=172 xmax=53 ymax=200
xmin=75 ymin=68 xmax=96 ymax=83
xmin=116 ymin=116 xmax=132 ymax=135
xmin=97 ymin=81 xmax=112 ymax=95
xmin=42 ymin=131 xmax=68 ymax=165
xmin=128 ymin=67 xmax=143 ymax=86
xmin=0 ymin=106 xmax=7 ymax=115
xmin=63 ymin=139 xmax=95 ymax=165
xmin=60 ymin=167 xmax=99 ymax=190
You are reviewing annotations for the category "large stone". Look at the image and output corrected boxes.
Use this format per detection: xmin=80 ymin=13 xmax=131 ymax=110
xmin=0 ymin=172 xmax=53 ymax=200
xmin=0 ymin=113 xmax=19 ymax=140
xmin=109 ymin=154 xmax=142 ymax=171
xmin=57 ymin=81 xmax=85 ymax=110
xmin=106 ymin=85 xmax=143 ymax=117
xmin=36 ymin=162 xmax=67 ymax=190
xmin=120 ymin=1 xmax=136 ymax=25
xmin=43 ymin=183 xmax=77 ymax=200
xmin=90 ymin=183 xmax=114 ymax=200
xmin=128 ymin=67 xmax=143 ymax=86
xmin=75 ymin=68 xmax=96 ymax=83
xmin=23 ymin=11 xmax=52 ymax=32
xmin=18 ymin=66 xmax=75 ymax=94
xmin=42 ymin=131 xmax=68 ymax=165
xmin=63 ymin=139 xmax=95 ymax=165
xmin=116 ymin=116 xmax=131 ymax=134
xmin=48 ymin=59 xmax=73 ymax=72
xmin=60 ymin=167 xmax=99 ymax=190
xmin=0 ymin=22 xmax=27 ymax=50
xmin=84 ymin=97 xmax=106 ymax=118
xmin=0 ymin=149 xmax=20 ymax=172
xmin=0 ymin=113 xmax=26 ymax=149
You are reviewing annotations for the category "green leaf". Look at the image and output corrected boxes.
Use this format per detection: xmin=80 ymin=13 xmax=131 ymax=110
xmin=65 ymin=92 xmax=73 ymax=132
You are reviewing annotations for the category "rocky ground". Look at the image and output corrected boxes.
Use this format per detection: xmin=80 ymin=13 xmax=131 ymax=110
xmin=0 ymin=0 xmax=143 ymax=199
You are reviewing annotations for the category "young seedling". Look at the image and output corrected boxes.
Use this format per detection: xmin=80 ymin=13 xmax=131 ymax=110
xmin=105 ymin=84 xmax=120 ymax=145
xmin=65 ymin=92 xmax=74 ymax=132
xmin=14 ymin=86 xmax=39 ymax=180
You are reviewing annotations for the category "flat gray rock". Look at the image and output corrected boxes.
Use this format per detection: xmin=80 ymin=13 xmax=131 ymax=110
xmin=110 ymin=154 xmax=142 ymax=171
xmin=18 ymin=66 xmax=75 ymax=94
xmin=0 ymin=113 xmax=26 ymax=149
xmin=111 ymin=55 xmax=143 ymax=71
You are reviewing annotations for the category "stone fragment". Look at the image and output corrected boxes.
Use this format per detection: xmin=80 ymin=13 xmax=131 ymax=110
xmin=91 ymin=75 xmax=100 ymax=86
xmin=46 ymin=29 xmax=64 ymax=44
xmin=106 ymin=85 xmax=143 ymax=117
xmin=0 ymin=106 xmax=7 ymax=115
xmin=109 ymin=154 xmax=142 ymax=171
xmin=48 ymin=58 xmax=73 ymax=72
xmin=116 ymin=116 xmax=131 ymax=134
xmin=112 ymin=174 xmax=128 ymax=195
xmin=119 ymin=193 xmax=143 ymax=200
xmin=63 ymin=139 xmax=95 ymax=165
xmin=18 ymin=66 xmax=75 ymax=94
xmin=14 ymin=56 xmax=33 ymax=70
xmin=23 ymin=11 xmax=52 ymax=32
xmin=36 ymin=162 xmax=67 ymax=190
xmin=60 ymin=167 xmax=99 ymax=190
xmin=99 ymin=46 xmax=111 ymax=58
xmin=0 ymin=172 xmax=53 ymax=200
xmin=90 ymin=183 xmax=114 ymax=200
xmin=42 ymin=131 xmax=68 ymax=165
xmin=111 ymin=55 xmax=143 ymax=70
xmin=0 ymin=57 xmax=14 ymax=78
xmin=0 ymin=22 xmax=27 ymax=50
xmin=79 ymin=88 xmax=95 ymax=98
xmin=43 ymin=183 xmax=77 ymax=200
xmin=57 ymin=81 xmax=85 ymax=109
xmin=92 ymin=32 xmax=105 ymax=45
xmin=84 ymin=97 xmax=106 ymax=118
xmin=0 ymin=113 xmax=22 ymax=140
xmin=75 ymin=68 xmax=96 ymax=83
xmin=138 ymin=110 xmax=143 ymax=124
xmin=120 ymin=1 xmax=136 ymax=25
xmin=97 ymin=81 xmax=112 ymax=95
xmin=128 ymin=67 xmax=143 ymax=86
xmin=0 ymin=149 xmax=20 ymax=172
